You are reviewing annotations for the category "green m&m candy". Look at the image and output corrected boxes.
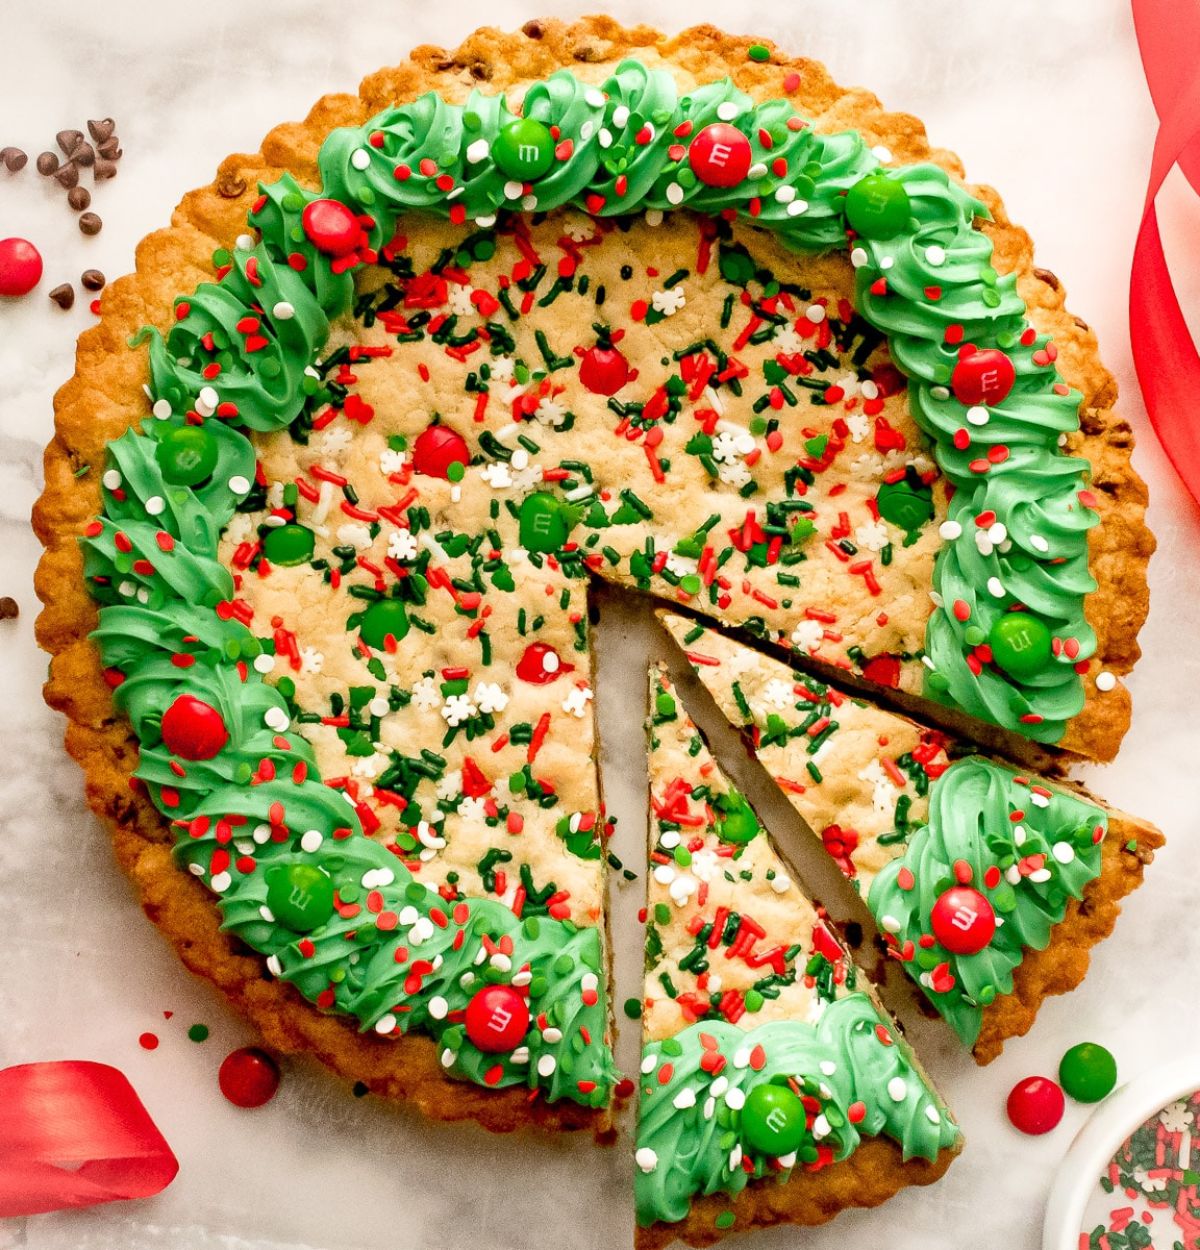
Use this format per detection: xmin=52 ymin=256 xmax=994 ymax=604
xmin=988 ymin=611 xmax=1052 ymax=680
xmin=844 ymin=172 xmax=911 ymax=240
xmin=716 ymin=793 xmax=759 ymax=845
xmin=155 ymin=424 xmax=218 ymax=486
xmin=262 ymin=523 xmax=315 ymax=567
xmin=360 ymin=598 xmax=410 ymax=649
xmin=492 ymin=118 xmax=555 ymax=181
xmin=519 ymin=491 xmax=573 ymax=553
xmin=1058 ymin=1042 xmax=1117 ymax=1104
xmin=740 ymin=1083 xmax=808 ymax=1156
xmin=876 ymin=478 xmax=933 ymax=532
xmin=266 ymin=863 xmax=335 ymax=932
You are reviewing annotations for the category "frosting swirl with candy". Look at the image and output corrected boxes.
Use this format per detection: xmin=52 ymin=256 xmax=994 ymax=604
xmin=80 ymin=61 xmax=1103 ymax=1107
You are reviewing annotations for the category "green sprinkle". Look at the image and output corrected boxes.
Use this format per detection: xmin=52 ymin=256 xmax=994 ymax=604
xmin=623 ymin=998 xmax=643 ymax=1020
xmin=187 ymin=1023 xmax=209 ymax=1043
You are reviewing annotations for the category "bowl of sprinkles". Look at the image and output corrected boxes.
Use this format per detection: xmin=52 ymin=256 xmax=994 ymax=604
xmin=1044 ymin=1057 xmax=1200 ymax=1250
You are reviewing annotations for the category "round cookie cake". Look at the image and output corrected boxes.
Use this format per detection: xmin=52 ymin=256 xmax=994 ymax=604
xmin=32 ymin=14 xmax=1156 ymax=1245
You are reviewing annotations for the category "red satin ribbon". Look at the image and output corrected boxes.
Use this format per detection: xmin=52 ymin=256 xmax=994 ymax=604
xmin=0 ymin=1061 xmax=178 ymax=1217
xmin=1131 ymin=0 xmax=1200 ymax=505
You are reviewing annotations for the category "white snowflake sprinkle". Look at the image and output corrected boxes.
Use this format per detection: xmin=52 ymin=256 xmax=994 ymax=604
xmin=388 ymin=528 xmax=419 ymax=562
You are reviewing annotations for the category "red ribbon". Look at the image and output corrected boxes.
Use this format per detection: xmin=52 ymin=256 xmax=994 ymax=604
xmin=0 ymin=1061 xmax=178 ymax=1217
xmin=1131 ymin=0 xmax=1200 ymax=505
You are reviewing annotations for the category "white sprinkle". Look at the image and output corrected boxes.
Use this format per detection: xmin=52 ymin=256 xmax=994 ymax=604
xmin=813 ymin=1113 xmax=832 ymax=1140
xmin=786 ymin=199 xmax=809 ymax=216
xmin=635 ymin=1147 xmax=658 ymax=1173
xmin=880 ymin=913 xmax=902 ymax=934
xmin=820 ymin=1060 xmax=838 ymax=1077
xmin=769 ymin=873 xmax=790 ymax=894
xmin=805 ymin=304 xmax=826 ymax=324
xmin=102 ymin=469 xmax=122 ymax=490
xmin=264 ymin=706 xmax=290 ymax=733
xmin=1030 ymin=534 xmax=1050 ymax=553
xmin=1052 ymin=841 xmax=1076 ymax=864
xmin=673 ymin=1088 xmax=696 ymax=1110
xmin=612 ymin=105 xmax=630 ymax=129
xmin=369 ymin=696 xmax=390 ymax=718
xmin=145 ymin=496 xmax=165 ymax=516
xmin=724 ymin=1088 xmax=745 ymax=1111
xmin=266 ymin=954 xmax=282 ymax=976
xmin=537 ymin=1054 xmax=557 ymax=1077
xmin=872 ymin=144 xmax=893 ymax=164
xmin=850 ymin=246 xmax=869 ymax=268
xmin=210 ymin=871 xmax=232 ymax=893
xmin=716 ymin=102 xmax=740 ymax=122
xmin=747 ymin=162 xmax=768 ymax=179
xmin=1095 ymin=670 xmax=1116 ymax=692
xmin=939 ymin=520 xmax=963 ymax=542
xmin=887 ymin=1076 xmax=909 ymax=1102
xmin=351 ymin=148 xmax=371 ymax=170
xmin=1029 ymin=868 xmax=1053 ymax=884
xmin=301 ymin=829 xmax=323 ymax=853
xmin=1031 ymin=791 xmax=1050 ymax=809
xmin=273 ymin=301 xmax=295 ymax=321
xmin=598 ymin=128 xmax=613 ymax=149
xmin=151 ymin=399 xmax=172 ymax=420
xmin=198 ymin=385 xmax=219 ymax=410
xmin=925 ymin=1105 xmax=942 ymax=1125
xmin=374 ymin=1013 xmax=397 ymax=1035
xmin=466 ymin=138 xmax=490 ymax=164
xmin=428 ymin=996 xmax=448 ymax=1020
xmin=253 ymin=653 xmax=275 ymax=674
xmin=641 ymin=1053 xmax=657 ymax=1075
xmin=666 ymin=182 xmax=685 ymax=206
xmin=925 ymin=244 xmax=947 ymax=266
xmin=228 ymin=475 xmax=251 ymax=495
xmin=966 ymin=406 xmax=990 ymax=426
xmin=235 ymin=233 xmax=255 ymax=252
xmin=441 ymin=1048 xmax=456 ymax=1069
xmin=775 ymin=184 xmax=796 ymax=204
xmin=986 ymin=576 xmax=1005 ymax=599
xmin=584 ymin=87 xmax=605 ymax=108
xmin=503 ymin=179 xmax=524 ymax=200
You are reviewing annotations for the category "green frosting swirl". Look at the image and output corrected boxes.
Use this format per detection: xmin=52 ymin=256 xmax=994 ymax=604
xmin=867 ymin=757 xmax=1106 ymax=1046
xmin=634 ymin=992 xmax=959 ymax=1227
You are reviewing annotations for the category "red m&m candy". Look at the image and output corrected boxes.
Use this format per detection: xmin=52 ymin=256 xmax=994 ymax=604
xmin=464 ymin=985 xmax=529 ymax=1053
xmin=218 ymin=1047 xmax=280 ymax=1108
xmin=688 ymin=123 xmax=752 ymax=188
xmin=301 ymin=199 xmax=362 ymax=258
xmin=577 ymin=344 xmax=630 ymax=396
xmin=0 ymin=237 xmax=43 ymax=297
xmin=951 ymin=348 xmax=1016 ymax=407
xmin=412 ymin=425 xmax=469 ymax=480
xmin=930 ymin=886 xmax=996 ymax=955
xmin=1006 ymin=1075 xmax=1064 ymax=1135
xmin=160 ymin=694 xmax=229 ymax=760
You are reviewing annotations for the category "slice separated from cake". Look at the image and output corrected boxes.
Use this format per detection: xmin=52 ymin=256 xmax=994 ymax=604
xmin=659 ymin=612 xmax=1164 ymax=1064
xmin=635 ymin=664 xmax=960 ymax=1248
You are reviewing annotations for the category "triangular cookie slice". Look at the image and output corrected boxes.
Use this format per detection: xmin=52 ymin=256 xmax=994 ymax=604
xmin=659 ymin=612 xmax=1163 ymax=1064
xmin=635 ymin=664 xmax=960 ymax=1248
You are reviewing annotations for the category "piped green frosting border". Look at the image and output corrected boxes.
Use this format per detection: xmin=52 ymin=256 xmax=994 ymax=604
xmin=80 ymin=61 xmax=1098 ymax=1109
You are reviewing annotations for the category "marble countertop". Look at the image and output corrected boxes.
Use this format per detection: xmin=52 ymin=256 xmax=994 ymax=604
xmin=2 ymin=2 xmax=1198 ymax=1248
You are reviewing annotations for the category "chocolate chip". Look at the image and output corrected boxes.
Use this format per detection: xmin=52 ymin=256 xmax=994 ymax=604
xmin=97 ymin=137 xmax=121 ymax=160
xmin=1 ymin=147 xmax=27 ymax=172
xmin=56 ymin=128 xmax=84 ymax=155
xmin=87 ymin=118 xmax=115 ymax=143
xmin=93 ymin=157 xmax=118 ymax=181
xmin=36 ymin=150 xmax=59 ymax=175
xmin=522 ymin=19 xmax=545 ymax=37
xmin=0 ymin=598 xmax=18 ymax=621
xmin=80 ymin=268 xmax=105 ymax=291
xmin=70 ymin=141 xmax=95 ymax=167
xmin=216 ymin=170 xmax=246 ymax=199
xmin=78 ymin=211 xmax=102 ymax=236
xmin=67 ymin=185 xmax=91 ymax=211
xmin=49 ymin=283 xmax=75 ymax=310
xmin=53 ymin=161 xmax=79 ymax=189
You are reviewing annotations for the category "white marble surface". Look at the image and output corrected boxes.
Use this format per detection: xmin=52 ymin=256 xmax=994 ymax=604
xmin=1 ymin=2 xmax=1198 ymax=1247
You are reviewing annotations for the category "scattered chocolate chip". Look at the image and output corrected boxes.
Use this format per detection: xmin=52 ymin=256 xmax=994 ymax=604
xmin=80 ymin=268 xmax=105 ymax=291
xmin=87 ymin=118 xmax=115 ymax=143
xmin=36 ymin=150 xmax=59 ymax=175
xmin=53 ymin=161 xmax=79 ymax=189
xmin=216 ymin=170 xmax=247 ymax=199
xmin=93 ymin=157 xmax=118 ymax=181
xmin=70 ymin=141 xmax=95 ymax=167
xmin=78 ymin=211 xmax=102 ymax=236
xmin=97 ymin=137 xmax=121 ymax=160
xmin=522 ymin=19 xmax=545 ymax=37
xmin=48 ymin=283 xmax=75 ymax=309
xmin=0 ymin=598 xmax=18 ymax=621
xmin=56 ymin=129 xmax=84 ymax=155
xmin=67 ymin=185 xmax=91 ymax=211
xmin=1 ymin=147 xmax=27 ymax=172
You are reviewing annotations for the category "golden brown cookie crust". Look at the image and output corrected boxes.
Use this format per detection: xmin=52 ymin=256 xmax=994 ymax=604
xmin=33 ymin=13 xmax=1151 ymax=1145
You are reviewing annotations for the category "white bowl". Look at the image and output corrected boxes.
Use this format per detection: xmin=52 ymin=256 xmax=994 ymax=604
xmin=1043 ymin=1055 xmax=1200 ymax=1250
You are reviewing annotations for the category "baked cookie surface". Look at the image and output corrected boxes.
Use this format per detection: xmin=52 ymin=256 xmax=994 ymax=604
xmin=33 ymin=15 xmax=1151 ymax=1143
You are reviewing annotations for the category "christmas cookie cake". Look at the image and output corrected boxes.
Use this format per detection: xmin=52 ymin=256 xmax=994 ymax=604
xmin=32 ymin=8 xmax=1152 ymax=1164
xmin=637 ymin=664 xmax=959 ymax=1247
xmin=660 ymin=612 xmax=1163 ymax=1063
